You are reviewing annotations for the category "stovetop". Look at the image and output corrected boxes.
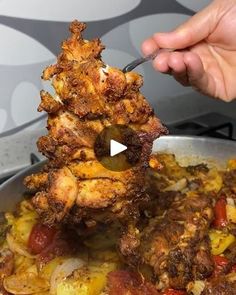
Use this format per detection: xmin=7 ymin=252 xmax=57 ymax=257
xmin=0 ymin=112 xmax=235 ymax=184
xmin=0 ymin=129 xmax=45 ymax=183
xmin=167 ymin=112 xmax=236 ymax=141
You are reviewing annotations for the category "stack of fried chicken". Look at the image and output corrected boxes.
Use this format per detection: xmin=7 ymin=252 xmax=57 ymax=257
xmin=24 ymin=21 xmax=167 ymax=227
xmin=23 ymin=21 xmax=236 ymax=294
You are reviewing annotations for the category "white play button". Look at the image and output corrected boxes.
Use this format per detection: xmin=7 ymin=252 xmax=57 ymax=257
xmin=94 ymin=124 xmax=142 ymax=171
xmin=110 ymin=139 xmax=127 ymax=157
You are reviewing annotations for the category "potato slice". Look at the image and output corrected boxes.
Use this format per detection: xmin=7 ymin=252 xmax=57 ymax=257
xmin=14 ymin=211 xmax=38 ymax=244
xmin=226 ymin=204 xmax=236 ymax=223
xmin=209 ymin=230 xmax=236 ymax=255
xmin=40 ymin=257 xmax=66 ymax=280
xmin=202 ymin=168 xmax=223 ymax=193
xmin=227 ymin=159 xmax=236 ymax=170
xmin=57 ymin=262 xmax=117 ymax=295
xmin=3 ymin=272 xmax=49 ymax=294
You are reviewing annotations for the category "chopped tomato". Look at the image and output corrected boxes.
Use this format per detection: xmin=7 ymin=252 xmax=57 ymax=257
xmin=108 ymin=270 xmax=159 ymax=295
xmin=28 ymin=223 xmax=57 ymax=254
xmin=212 ymin=255 xmax=229 ymax=277
xmin=37 ymin=229 xmax=79 ymax=266
xmin=213 ymin=198 xmax=228 ymax=228
xmin=162 ymin=289 xmax=186 ymax=295
xmin=213 ymin=255 xmax=236 ymax=277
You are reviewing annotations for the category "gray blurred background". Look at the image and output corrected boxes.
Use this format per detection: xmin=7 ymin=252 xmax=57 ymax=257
xmin=1 ymin=0 xmax=235 ymax=133
xmin=1 ymin=0 xmax=236 ymax=178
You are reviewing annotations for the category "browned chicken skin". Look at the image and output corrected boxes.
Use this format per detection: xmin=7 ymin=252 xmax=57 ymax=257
xmin=202 ymin=274 xmax=236 ymax=295
xmin=120 ymin=192 xmax=214 ymax=290
xmin=24 ymin=21 xmax=167 ymax=226
xmin=120 ymin=155 xmax=216 ymax=291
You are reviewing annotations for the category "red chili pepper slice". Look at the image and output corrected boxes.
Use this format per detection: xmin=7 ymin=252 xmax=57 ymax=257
xmin=213 ymin=198 xmax=228 ymax=228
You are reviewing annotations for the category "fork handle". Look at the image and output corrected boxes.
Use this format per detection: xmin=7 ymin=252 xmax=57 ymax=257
xmin=123 ymin=48 xmax=174 ymax=73
xmin=145 ymin=48 xmax=173 ymax=60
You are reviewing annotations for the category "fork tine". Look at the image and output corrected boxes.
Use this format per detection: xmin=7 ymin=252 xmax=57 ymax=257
xmin=122 ymin=57 xmax=147 ymax=73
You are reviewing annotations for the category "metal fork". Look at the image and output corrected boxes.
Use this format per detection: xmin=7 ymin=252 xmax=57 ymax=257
xmin=122 ymin=48 xmax=174 ymax=73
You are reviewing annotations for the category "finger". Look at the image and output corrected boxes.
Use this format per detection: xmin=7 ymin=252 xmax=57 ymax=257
xmin=173 ymin=70 xmax=190 ymax=87
xmin=168 ymin=51 xmax=187 ymax=74
xmin=183 ymin=51 xmax=215 ymax=94
xmin=152 ymin=1 xmax=217 ymax=50
xmin=167 ymin=51 xmax=189 ymax=86
xmin=141 ymin=38 xmax=159 ymax=56
xmin=152 ymin=52 xmax=171 ymax=73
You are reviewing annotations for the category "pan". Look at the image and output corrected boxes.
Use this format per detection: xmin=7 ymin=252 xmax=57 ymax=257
xmin=0 ymin=135 xmax=236 ymax=213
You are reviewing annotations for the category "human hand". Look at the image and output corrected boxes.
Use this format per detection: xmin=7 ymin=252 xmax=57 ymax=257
xmin=142 ymin=0 xmax=236 ymax=101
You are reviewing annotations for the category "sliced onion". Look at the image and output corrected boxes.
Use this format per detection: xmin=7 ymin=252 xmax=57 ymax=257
xmin=187 ymin=280 xmax=205 ymax=295
xmin=6 ymin=233 xmax=35 ymax=258
xmin=50 ymin=258 xmax=85 ymax=294
xmin=3 ymin=272 xmax=49 ymax=294
xmin=227 ymin=197 xmax=235 ymax=206
xmin=164 ymin=178 xmax=187 ymax=192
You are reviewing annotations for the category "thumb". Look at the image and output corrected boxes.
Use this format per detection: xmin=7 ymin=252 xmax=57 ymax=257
xmin=153 ymin=2 xmax=217 ymax=49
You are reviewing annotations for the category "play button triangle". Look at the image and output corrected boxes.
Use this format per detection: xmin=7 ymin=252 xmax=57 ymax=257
xmin=94 ymin=124 xmax=142 ymax=171
xmin=110 ymin=139 xmax=127 ymax=157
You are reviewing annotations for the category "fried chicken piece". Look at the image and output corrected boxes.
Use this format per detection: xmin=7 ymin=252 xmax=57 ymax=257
xmin=202 ymin=273 xmax=236 ymax=295
xmin=120 ymin=192 xmax=214 ymax=291
xmin=24 ymin=172 xmax=48 ymax=192
xmin=107 ymin=270 xmax=160 ymax=295
xmin=24 ymin=20 xmax=167 ymax=226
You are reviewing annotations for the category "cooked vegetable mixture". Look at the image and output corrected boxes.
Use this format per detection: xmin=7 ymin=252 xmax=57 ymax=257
xmin=1 ymin=154 xmax=236 ymax=295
